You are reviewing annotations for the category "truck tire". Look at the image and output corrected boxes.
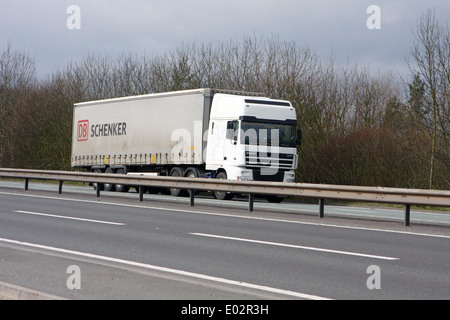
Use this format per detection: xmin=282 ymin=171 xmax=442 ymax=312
xmin=266 ymin=195 xmax=284 ymax=203
xmin=103 ymin=167 xmax=116 ymax=192
xmin=92 ymin=169 xmax=104 ymax=191
xmin=185 ymin=168 xmax=200 ymax=196
xmin=213 ymin=171 xmax=233 ymax=200
xmin=169 ymin=167 xmax=188 ymax=197
xmin=114 ymin=168 xmax=130 ymax=193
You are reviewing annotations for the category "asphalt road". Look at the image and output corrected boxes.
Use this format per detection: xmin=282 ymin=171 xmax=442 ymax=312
xmin=2 ymin=180 xmax=450 ymax=226
xmin=0 ymin=182 xmax=449 ymax=301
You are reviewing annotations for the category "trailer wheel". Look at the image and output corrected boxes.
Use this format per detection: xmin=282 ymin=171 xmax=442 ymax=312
xmin=169 ymin=167 xmax=188 ymax=197
xmin=185 ymin=168 xmax=200 ymax=196
xmin=266 ymin=195 xmax=284 ymax=203
xmin=92 ymin=169 xmax=104 ymax=191
xmin=103 ymin=167 xmax=116 ymax=192
xmin=213 ymin=171 xmax=233 ymax=200
xmin=114 ymin=168 xmax=130 ymax=193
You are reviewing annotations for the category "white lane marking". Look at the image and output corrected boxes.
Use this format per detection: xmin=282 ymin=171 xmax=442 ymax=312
xmin=191 ymin=233 xmax=399 ymax=261
xmin=0 ymin=237 xmax=331 ymax=300
xmin=1 ymin=191 xmax=449 ymax=239
xmin=14 ymin=210 xmax=125 ymax=226
xmin=332 ymin=206 xmax=404 ymax=214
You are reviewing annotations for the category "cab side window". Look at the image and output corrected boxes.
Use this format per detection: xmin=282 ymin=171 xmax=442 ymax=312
xmin=226 ymin=120 xmax=238 ymax=140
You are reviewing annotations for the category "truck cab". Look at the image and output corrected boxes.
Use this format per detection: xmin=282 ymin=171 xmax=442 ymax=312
xmin=205 ymin=93 xmax=299 ymax=195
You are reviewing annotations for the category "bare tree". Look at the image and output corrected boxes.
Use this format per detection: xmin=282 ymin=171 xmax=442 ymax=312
xmin=0 ymin=43 xmax=36 ymax=167
xmin=5 ymin=34 xmax=435 ymax=188
xmin=408 ymin=9 xmax=449 ymax=188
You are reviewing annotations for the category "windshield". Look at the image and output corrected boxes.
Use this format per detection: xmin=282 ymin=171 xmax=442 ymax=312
xmin=240 ymin=121 xmax=297 ymax=147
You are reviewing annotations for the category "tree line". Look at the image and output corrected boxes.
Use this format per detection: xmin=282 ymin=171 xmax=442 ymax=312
xmin=0 ymin=10 xmax=448 ymax=189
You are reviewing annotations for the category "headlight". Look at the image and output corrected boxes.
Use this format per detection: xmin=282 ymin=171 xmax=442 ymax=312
xmin=284 ymin=172 xmax=295 ymax=183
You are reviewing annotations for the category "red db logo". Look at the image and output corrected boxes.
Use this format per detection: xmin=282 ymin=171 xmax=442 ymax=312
xmin=77 ymin=120 xmax=89 ymax=141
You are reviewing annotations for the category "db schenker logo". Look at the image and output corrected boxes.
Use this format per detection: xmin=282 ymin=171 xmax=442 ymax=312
xmin=77 ymin=120 xmax=89 ymax=141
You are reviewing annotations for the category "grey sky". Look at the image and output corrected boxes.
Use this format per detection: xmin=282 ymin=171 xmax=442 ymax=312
xmin=1 ymin=0 xmax=449 ymax=78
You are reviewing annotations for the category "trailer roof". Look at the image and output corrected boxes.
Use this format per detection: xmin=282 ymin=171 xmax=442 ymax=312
xmin=75 ymin=88 xmax=265 ymax=107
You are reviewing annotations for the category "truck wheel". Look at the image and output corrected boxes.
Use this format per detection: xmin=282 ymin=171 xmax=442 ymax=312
xmin=114 ymin=168 xmax=130 ymax=193
xmin=266 ymin=195 xmax=284 ymax=203
xmin=103 ymin=167 xmax=116 ymax=192
xmin=169 ymin=167 xmax=188 ymax=197
xmin=185 ymin=168 xmax=200 ymax=196
xmin=92 ymin=169 xmax=104 ymax=191
xmin=213 ymin=172 xmax=233 ymax=200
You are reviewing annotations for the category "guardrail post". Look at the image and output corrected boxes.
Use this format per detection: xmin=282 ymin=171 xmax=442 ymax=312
xmin=190 ymin=190 xmax=195 ymax=207
xmin=96 ymin=183 xmax=101 ymax=198
xmin=24 ymin=178 xmax=29 ymax=191
xmin=405 ymin=204 xmax=411 ymax=227
xmin=139 ymin=186 xmax=144 ymax=202
xmin=319 ymin=198 xmax=325 ymax=219
xmin=58 ymin=181 xmax=63 ymax=194
xmin=249 ymin=194 xmax=254 ymax=212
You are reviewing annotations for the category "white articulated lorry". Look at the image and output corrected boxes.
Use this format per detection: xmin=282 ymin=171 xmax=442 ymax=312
xmin=71 ymin=88 xmax=301 ymax=202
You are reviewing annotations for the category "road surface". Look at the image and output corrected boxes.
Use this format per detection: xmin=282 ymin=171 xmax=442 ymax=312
xmin=0 ymin=181 xmax=449 ymax=302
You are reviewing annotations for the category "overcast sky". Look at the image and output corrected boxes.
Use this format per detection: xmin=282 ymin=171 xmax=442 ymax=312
xmin=1 ymin=0 xmax=449 ymax=79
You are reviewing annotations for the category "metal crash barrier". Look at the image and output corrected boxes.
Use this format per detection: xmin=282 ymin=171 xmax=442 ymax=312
xmin=0 ymin=168 xmax=449 ymax=227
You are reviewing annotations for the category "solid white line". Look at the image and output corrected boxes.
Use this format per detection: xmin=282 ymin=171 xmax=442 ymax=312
xmin=14 ymin=210 xmax=125 ymax=226
xmin=191 ymin=233 xmax=399 ymax=261
xmin=0 ymin=237 xmax=331 ymax=300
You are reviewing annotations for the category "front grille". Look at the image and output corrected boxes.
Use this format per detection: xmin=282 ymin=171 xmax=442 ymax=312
xmin=245 ymin=152 xmax=294 ymax=169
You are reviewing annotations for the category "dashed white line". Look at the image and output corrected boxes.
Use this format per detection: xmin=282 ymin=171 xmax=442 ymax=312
xmin=191 ymin=233 xmax=399 ymax=261
xmin=14 ymin=210 xmax=125 ymax=226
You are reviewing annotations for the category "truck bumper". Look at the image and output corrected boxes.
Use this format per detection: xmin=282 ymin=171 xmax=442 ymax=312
xmin=234 ymin=168 xmax=296 ymax=183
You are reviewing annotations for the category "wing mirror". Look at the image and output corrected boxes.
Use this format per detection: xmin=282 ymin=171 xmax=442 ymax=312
xmin=297 ymin=128 xmax=302 ymax=147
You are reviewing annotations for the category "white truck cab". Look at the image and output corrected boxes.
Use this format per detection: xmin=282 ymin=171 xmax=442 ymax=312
xmin=205 ymin=93 xmax=299 ymax=186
